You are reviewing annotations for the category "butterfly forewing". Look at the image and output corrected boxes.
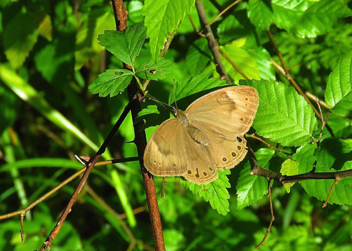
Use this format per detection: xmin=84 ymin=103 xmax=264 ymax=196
xmin=186 ymin=86 xmax=258 ymax=138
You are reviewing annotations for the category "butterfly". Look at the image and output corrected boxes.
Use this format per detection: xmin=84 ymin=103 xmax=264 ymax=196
xmin=143 ymin=85 xmax=259 ymax=184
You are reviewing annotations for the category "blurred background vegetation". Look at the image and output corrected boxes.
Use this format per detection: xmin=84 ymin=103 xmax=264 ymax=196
xmin=0 ymin=0 xmax=352 ymax=250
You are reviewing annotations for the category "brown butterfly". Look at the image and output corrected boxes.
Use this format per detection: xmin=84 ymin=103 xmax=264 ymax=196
xmin=143 ymin=86 xmax=259 ymax=184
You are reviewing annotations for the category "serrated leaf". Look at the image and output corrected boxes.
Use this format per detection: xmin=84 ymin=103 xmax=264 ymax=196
xmin=236 ymin=148 xmax=275 ymax=209
xmin=136 ymin=58 xmax=173 ymax=80
xmin=325 ymin=49 xmax=352 ymax=117
xmin=38 ymin=14 xmax=52 ymax=41
xmin=296 ymin=144 xmax=352 ymax=206
xmin=89 ymin=69 xmax=133 ymax=97
xmin=185 ymin=39 xmax=211 ymax=75
xmin=280 ymin=159 xmax=299 ymax=193
xmin=168 ymin=75 xmax=227 ymax=109
xmin=272 ymin=0 xmax=352 ymax=37
xmin=248 ymin=0 xmax=274 ymax=31
xmin=182 ymin=170 xmax=231 ymax=215
xmin=246 ymin=79 xmax=317 ymax=146
xmin=3 ymin=11 xmax=43 ymax=69
xmin=143 ymin=0 xmax=194 ymax=61
xmin=98 ymin=23 xmax=146 ymax=66
xmin=314 ymin=138 xmax=352 ymax=170
xmin=220 ymin=43 xmax=260 ymax=84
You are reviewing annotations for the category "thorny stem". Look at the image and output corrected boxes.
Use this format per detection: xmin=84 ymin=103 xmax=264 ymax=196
xmin=112 ymin=0 xmax=166 ymax=250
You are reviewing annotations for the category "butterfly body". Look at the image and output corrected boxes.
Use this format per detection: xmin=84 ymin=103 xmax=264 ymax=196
xmin=144 ymin=86 xmax=259 ymax=184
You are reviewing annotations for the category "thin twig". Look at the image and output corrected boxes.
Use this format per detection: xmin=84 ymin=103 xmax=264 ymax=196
xmin=196 ymin=0 xmax=231 ymax=84
xmin=219 ymin=48 xmax=249 ymax=79
xmin=38 ymin=99 xmax=134 ymax=250
xmin=255 ymin=179 xmax=275 ymax=249
xmin=322 ymin=178 xmax=340 ymax=208
xmin=246 ymin=133 xmax=293 ymax=157
xmin=209 ymin=0 xmax=241 ymax=26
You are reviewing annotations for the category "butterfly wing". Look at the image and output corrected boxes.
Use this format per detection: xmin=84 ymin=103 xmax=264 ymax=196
xmin=185 ymin=86 xmax=258 ymax=170
xmin=144 ymin=117 xmax=218 ymax=184
xmin=186 ymin=86 xmax=259 ymax=139
xmin=144 ymin=118 xmax=188 ymax=176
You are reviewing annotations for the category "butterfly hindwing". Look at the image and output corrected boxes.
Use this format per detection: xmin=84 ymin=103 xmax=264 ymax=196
xmin=144 ymin=118 xmax=188 ymax=176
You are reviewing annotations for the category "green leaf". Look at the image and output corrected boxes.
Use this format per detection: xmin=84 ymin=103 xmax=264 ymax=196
xmin=248 ymin=0 xmax=274 ymax=31
xmin=168 ymin=75 xmax=227 ymax=109
xmin=280 ymin=159 xmax=299 ymax=193
xmin=182 ymin=170 xmax=231 ymax=216
xmin=246 ymin=79 xmax=318 ymax=146
xmin=296 ymin=144 xmax=352 ymax=206
xmin=325 ymin=49 xmax=352 ymax=117
xmin=136 ymin=105 xmax=169 ymax=129
xmin=143 ymin=0 xmax=195 ymax=61
xmin=217 ymin=15 xmax=248 ymax=44
xmin=247 ymin=47 xmax=275 ymax=80
xmin=314 ymin=138 xmax=352 ymax=170
xmin=327 ymin=113 xmax=352 ymax=138
xmin=236 ymin=148 xmax=275 ymax=209
xmin=272 ymin=0 xmax=352 ymax=37
xmin=136 ymin=58 xmax=173 ymax=80
xmin=185 ymin=38 xmax=211 ymax=75
xmin=89 ymin=69 xmax=133 ymax=97
xmin=3 ymin=11 xmax=43 ymax=69
xmin=75 ymin=7 xmax=115 ymax=70
xmin=164 ymin=229 xmax=185 ymax=251
xmin=98 ymin=22 xmax=147 ymax=66
xmin=35 ymin=36 xmax=74 ymax=83
xmin=220 ymin=43 xmax=260 ymax=84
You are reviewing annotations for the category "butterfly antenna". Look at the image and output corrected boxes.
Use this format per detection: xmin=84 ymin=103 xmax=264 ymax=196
xmin=173 ymin=78 xmax=178 ymax=110
xmin=145 ymin=93 xmax=177 ymax=117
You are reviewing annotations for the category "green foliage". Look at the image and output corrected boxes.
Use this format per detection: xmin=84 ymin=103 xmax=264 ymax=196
xmin=143 ymin=0 xmax=195 ymax=61
xmin=236 ymin=148 xmax=275 ymax=209
xmin=280 ymin=159 xmax=299 ymax=193
xmin=325 ymin=50 xmax=352 ymax=117
xmin=1 ymin=0 xmax=352 ymax=250
xmin=248 ymin=79 xmax=318 ymax=146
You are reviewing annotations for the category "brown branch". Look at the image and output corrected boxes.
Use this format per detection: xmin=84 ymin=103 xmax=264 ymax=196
xmin=196 ymin=0 xmax=231 ymax=84
xmin=39 ymin=154 xmax=101 ymax=251
xmin=247 ymin=145 xmax=352 ymax=199
xmin=112 ymin=1 xmax=166 ymax=250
